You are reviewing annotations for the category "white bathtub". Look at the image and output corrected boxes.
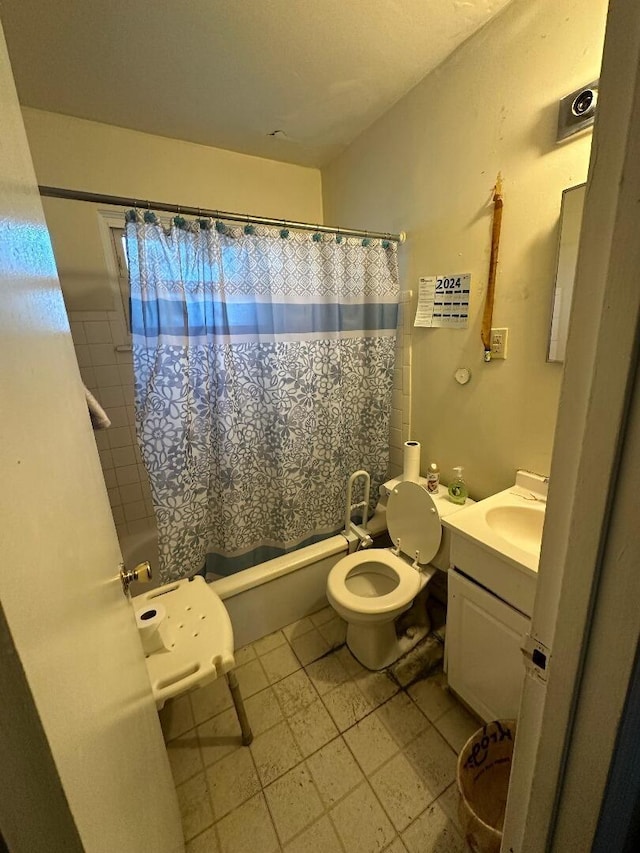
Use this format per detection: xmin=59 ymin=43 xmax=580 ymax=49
xmin=122 ymin=507 xmax=387 ymax=648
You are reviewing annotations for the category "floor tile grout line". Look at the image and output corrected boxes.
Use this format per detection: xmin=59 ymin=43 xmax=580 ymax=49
xmin=192 ymin=682 xmax=446 ymax=817
xmin=209 ymin=727 xmax=380 ymax=848
xmin=367 ymin=752 xmax=448 ymax=841
xmin=341 ymin=715 xmax=401 ymax=778
xmin=376 ymin=692 xmax=435 ymax=751
xmin=357 ymin=717 xmax=458 ymax=831
xmin=252 ymin=716 xmax=304 ymax=788
xmin=323 ymin=797 xmax=351 ymax=853
xmin=354 ymin=767 xmax=407 ymax=839
xmin=315 ymin=678 xmax=422 ymax=747
xmin=286 ymin=702 xmax=339 ymax=760
xmin=258 ymin=785 xmax=287 ymax=852
xmin=168 ymin=672 xmax=444 ymax=788
xmin=207 ymin=731 xmax=264 ymax=826
xmin=302 ymin=734 xmax=366 ymax=812
xmin=211 ymin=816 xmax=223 ymax=853
xmin=282 ymin=617 xmax=316 ymax=644
xmin=191 ymin=679 xmax=328 ymax=779
xmin=170 ymin=639 xmax=460 ymax=847
xmin=270 ymin=668 xmax=323 ymax=720
xmin=399 ymin=782 xmax=466 ymax=847
xmin=370 ymin=780 xmax=410 ymax=843
xmin=333 ymin=777 xmax=397 ymax=851
xmin=343 ymin=710 xmax=449 ymax=840
xmin=435 ymin=780 xmax=465 ymax=840
xmin=180 ymin=704 xmax=459 ymax=849
xmin=165 ymin=625 xmax=432 ymax=741
xmin=251 ymin=630 xmax=288 ymax=657
xmin=168 ymin=742 xmax=206 ymax=789
xmin=198 ymin=756 xmax=218 ymax=845
xmin=183 ymin=818 xmax=221 ymax=852
xmin=406 ymin=688 xmax=448 ymax=724
xmin=263 ymin=754 xmax=329 ymax=849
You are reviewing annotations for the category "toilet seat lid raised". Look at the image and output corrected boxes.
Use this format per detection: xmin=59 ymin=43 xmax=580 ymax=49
xmin=387 ymin=480 xmax=442 ymax=565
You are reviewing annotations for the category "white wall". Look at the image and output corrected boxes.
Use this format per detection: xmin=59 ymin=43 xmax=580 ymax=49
xmin=322 ymin=0 xmax=608 ymax=498
xmin=23 ymin=107 xmax=323 ymax=311
xmin=22 ymin=109 xmax=323 ymax=541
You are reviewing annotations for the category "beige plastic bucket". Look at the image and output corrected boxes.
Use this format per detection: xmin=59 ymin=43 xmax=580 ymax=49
xmin=456 ymin=719 xmax=517 ymax=853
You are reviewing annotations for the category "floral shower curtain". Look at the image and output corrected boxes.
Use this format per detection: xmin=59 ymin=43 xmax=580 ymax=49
xmin=125 ymin=212 xmax=399 ymax=583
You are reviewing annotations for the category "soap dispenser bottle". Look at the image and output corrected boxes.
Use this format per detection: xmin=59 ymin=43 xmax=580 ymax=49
xmin=448 ymin=467 xmax=468 ymax=505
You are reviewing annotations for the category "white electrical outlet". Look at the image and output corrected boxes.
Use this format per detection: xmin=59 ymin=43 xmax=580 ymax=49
xmin=490 ymin=327 xmax=508 ymax=359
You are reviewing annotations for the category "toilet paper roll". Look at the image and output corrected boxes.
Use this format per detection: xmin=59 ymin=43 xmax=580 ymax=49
xmin=136 ymin=602 xmax=168 ymax=655
xmin=402 ymin=440 xmax=421 ymax=483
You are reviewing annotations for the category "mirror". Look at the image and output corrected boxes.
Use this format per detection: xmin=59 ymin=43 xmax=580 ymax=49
xmin=548 ymin=183 xmax=586 ymax=362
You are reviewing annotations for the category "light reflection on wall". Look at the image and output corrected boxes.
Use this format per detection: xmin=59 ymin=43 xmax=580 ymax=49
xmin=0 ymin=214 xmax=70 ymax=333
xmin=0 ymin=216 xmax=56 ymax=279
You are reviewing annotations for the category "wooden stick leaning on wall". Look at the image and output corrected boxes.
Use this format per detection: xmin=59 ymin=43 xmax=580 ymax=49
xmin=481 ymin=174 xmax=504 ymax=362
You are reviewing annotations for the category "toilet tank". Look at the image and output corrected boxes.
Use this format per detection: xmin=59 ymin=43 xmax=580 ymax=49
xmin=381 ymin=477 xmax=474 ymax=571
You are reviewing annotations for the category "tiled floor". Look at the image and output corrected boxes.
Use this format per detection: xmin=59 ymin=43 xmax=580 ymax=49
xmin=159 ymin=607 xmax=480 ymax=853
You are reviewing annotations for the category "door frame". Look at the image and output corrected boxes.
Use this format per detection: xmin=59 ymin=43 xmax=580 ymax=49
xmin=503 ymin=0 xmax=640 ymax=848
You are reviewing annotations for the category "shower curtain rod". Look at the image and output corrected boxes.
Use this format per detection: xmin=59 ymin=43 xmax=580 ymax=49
xmin=38 ymin=185 xmax=406 ymax=243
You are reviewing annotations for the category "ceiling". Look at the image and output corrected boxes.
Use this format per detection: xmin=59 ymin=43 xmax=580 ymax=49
xmin=1 ymin=0 xmax=513 ymax=168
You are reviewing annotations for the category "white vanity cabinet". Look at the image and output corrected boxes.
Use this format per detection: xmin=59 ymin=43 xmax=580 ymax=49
xmin=447 ymin=568 xmax=530 ymax=721
xmin=441 ymin=472 xmax=546 ymax=722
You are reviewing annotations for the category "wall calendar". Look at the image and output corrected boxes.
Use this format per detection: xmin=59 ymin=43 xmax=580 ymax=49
xmin=414 ymin=273 xmax=471 ymax=328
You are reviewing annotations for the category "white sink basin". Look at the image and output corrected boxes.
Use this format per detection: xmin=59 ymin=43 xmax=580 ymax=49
xmin=443 ymin=471 xmax=548 ymax=619
xmin=484 ymin=504 xmax=545 ymax=556
xmin=442 ymin=472 xmax=548 ymax=576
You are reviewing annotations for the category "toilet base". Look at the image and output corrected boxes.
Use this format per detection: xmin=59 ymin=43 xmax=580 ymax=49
xmin=346 ymin=611 xmax=432 ymax=671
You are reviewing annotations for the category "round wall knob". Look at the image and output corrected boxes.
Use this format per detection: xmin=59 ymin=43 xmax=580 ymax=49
xmin=455 ymin=367 xmax=471 ymax=385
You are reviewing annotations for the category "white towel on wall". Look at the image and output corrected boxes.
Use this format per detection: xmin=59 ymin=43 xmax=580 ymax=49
xmin=84 ymin=386 xmax=111 ymax=430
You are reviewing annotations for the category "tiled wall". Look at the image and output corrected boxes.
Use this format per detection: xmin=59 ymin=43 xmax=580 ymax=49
xmin=68 ymin=309 xmax=155 ymax=541
xmin=388 ymin=291 xmax=413 ymax=480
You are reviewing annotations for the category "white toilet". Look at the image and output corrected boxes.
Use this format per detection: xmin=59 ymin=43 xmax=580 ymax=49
xmin=327 ymin=479 xmax=463 ymax=670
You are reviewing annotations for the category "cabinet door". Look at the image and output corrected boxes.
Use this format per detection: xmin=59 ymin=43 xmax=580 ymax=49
xmin=447 ymin=569 xmax=529 ymax=721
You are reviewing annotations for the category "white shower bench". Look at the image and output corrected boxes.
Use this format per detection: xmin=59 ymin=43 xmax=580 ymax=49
xmin=136 ymin=575 xmax=253 ymax=745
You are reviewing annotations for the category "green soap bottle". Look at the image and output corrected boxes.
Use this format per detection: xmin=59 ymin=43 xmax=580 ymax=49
xmin=448 ymin=466 xmax=468 ymax=505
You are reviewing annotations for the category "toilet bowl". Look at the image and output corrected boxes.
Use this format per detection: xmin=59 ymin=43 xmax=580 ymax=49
xmin=327 ymin=479 xmax=444 ymax=670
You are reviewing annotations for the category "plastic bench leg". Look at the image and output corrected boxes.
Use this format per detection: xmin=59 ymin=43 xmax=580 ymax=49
xmin=226 ymin=670 xmax=253 ymax=746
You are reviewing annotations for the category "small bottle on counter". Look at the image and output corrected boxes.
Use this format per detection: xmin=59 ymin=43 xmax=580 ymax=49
xmin=448 ymin=466 xmax=468 ymax=505
xmin=427 ymin=462 xmax=440 ymax=493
